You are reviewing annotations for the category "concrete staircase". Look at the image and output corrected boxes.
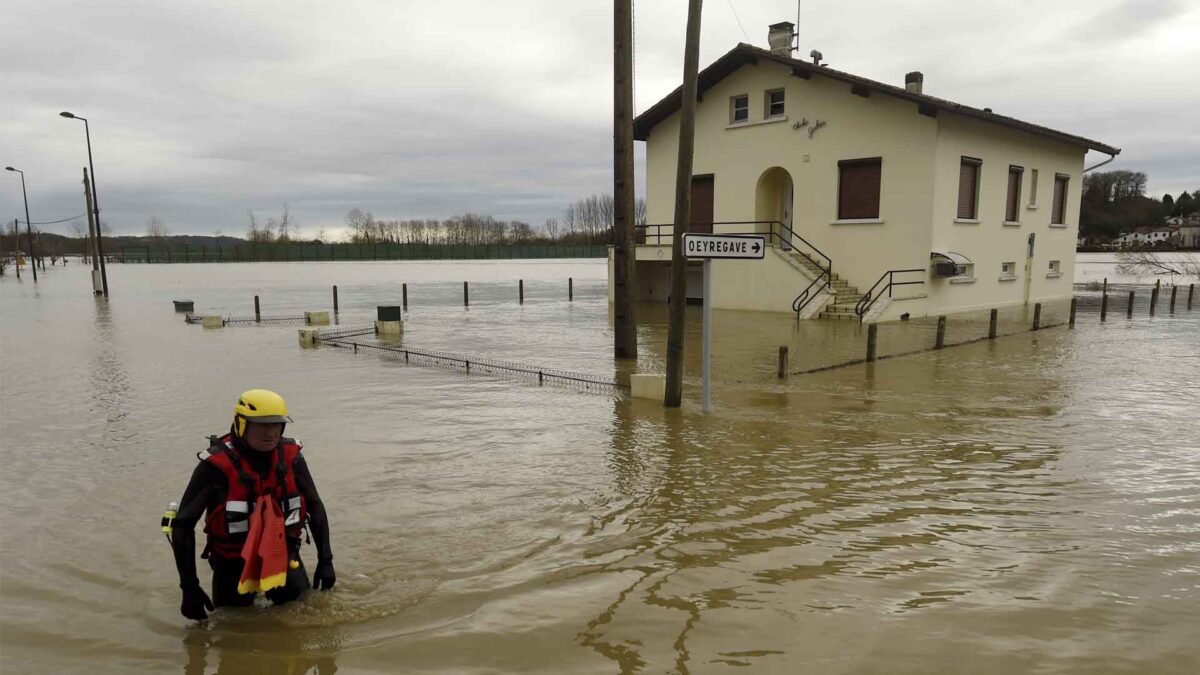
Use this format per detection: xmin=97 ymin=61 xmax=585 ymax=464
xmin=781 ymin=249 xmax=863 ymax=320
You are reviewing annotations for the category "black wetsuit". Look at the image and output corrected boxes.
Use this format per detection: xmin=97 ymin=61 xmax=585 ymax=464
xmin=172 ymin=436 xmax=333 ymax=607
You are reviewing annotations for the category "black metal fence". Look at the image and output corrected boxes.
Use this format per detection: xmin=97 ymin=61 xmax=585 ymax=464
xmin=317 ymin=334 xmax=624 ymax=393
xmin=119 ymin=242 xmax=606 ymax=263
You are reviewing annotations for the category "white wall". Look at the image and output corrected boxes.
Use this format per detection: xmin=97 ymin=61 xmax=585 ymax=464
xmin=640 ymin=57 xmax=1093 ymax=319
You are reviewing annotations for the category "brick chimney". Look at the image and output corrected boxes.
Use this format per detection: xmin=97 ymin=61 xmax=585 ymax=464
xmin=905 ymin=71 xmax=924 ymax=95
xmin=768 ymin=22 xmax=794 ymax=56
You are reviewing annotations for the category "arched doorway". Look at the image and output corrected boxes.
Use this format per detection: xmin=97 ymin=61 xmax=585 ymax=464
xmin=755 ymin=167 xmax=794 ymax=248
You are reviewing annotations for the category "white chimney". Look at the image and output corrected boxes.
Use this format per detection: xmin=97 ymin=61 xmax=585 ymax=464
xmin=767 ymin=22 xmax=794 ymax=56
xmin=905 ymin=71 xmax=923 ymax=95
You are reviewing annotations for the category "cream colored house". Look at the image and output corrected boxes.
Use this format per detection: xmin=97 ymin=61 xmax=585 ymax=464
xmin=615 ymin=23 xmax=1120 ymax=321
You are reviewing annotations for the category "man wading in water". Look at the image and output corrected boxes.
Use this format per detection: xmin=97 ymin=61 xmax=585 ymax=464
xmin=169 ymin=389 xmax=335 ymax=620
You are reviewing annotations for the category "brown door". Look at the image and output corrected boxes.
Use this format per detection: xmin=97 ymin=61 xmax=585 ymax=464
xmin=690 ymin=175 xmax=714 ymax=233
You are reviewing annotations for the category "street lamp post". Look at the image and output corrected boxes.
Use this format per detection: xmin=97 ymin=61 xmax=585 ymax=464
xmin=4 ymin=166 xmax=38 ymax=282
xmin=60 ymin=111 xmax=109 ymax=296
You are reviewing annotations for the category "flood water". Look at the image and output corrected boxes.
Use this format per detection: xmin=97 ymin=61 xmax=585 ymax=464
xmin=1 ymin=260 xmax=1198 ymax=674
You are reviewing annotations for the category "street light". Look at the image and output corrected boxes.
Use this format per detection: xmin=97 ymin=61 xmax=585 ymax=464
xmin=4 ymin=166 xmax=38 ymax=282
xmin=60 ymin=111 xmax=108 ymax=296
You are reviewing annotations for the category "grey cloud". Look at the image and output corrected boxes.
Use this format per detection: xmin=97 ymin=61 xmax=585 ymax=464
xmin=2 ymin=0 xmax=1197 ymax=236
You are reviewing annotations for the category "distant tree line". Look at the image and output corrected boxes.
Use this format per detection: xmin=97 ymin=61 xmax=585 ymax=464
xmin=1081 ymin=170 xmax=1199 ymax=239
xmin=338 ymin=194 xmax=646 ymax=246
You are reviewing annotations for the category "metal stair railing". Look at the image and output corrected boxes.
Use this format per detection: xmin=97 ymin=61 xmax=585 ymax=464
xmin=633 ymin=220 xmax=834 ymax=317
xmin=854 ymin=268 xmax=926 ymax=323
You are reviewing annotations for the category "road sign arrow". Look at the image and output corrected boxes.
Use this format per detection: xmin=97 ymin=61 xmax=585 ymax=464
xmin=752 ymin=241 xmax=761 ymax=253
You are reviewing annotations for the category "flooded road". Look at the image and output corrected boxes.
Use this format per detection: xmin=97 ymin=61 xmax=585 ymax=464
xmin=2 ymin=261 xmax=1198 ymax=674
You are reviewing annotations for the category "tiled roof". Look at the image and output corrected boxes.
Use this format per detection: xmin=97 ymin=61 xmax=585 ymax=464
xmin=634 ymin=43 xmax=1120 ymax=156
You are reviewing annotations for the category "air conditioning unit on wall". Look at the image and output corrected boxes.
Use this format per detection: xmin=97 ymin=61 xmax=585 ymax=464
xmin=933 ymin=262 xmax=958 ymax=277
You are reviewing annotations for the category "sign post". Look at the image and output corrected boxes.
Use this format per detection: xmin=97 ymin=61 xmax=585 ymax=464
xmin=683 ymin=233 xmax=765 ymax=412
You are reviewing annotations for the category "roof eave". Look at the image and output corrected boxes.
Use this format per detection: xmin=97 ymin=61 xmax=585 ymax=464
xmin=633 ymin=43 xmax=1120 ymax=156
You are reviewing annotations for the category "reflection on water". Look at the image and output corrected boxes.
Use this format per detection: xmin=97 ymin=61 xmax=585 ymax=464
xmin=1 ymin=262 xmax=1198 ymax=674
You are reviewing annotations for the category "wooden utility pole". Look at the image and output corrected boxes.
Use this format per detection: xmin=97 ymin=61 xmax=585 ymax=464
xmin=664 ymin=0 xmax=703 ymax=407
xmin=613 ymin=0 xmax=638 ymax=359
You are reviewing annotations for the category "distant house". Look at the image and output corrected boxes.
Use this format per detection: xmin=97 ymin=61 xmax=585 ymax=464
xmin=615 ymin=21 xmax=1120 ymax=321
xmin=1113 ymin=226 xmax=1179 ymax=248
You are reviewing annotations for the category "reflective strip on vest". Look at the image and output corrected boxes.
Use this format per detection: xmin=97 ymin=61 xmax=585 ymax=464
xmin=287 ymin=497 xmax=301 ymax=511
xmin=227 ymin=520 xmax=249 ymax=534
xmin=226 ymin=500 xmax=249 ymax=514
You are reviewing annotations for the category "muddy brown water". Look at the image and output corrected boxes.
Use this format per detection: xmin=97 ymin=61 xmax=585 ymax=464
xmin=1 ymin=261 xmax=1197 ymax=674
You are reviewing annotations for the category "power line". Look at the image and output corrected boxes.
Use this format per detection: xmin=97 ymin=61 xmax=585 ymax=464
xmin=17 ymin=214 xmax=86 ymax=226
xmin=726 ymin=0 xmax=749 ymax=41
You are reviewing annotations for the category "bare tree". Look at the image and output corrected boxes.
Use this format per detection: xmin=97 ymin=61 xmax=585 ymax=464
xmin=277 ymin=204 xmax=292 ymax=242
xmin=1116 ymin=251 xmax=1200 ymax=279
xmin=146 ymin=215 xmax=168 ymax=240
xmin=246 ymin=211 xmax=276 ymax=243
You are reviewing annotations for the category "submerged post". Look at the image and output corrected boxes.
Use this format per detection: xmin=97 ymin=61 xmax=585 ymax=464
xmin=1100 ymin=278 xmax=1108 ymax=322
xmin=254 ymin=295 xmax=261 ymax=322
xmin=867 ymin=324 xmax=878 ymax=362
xmin=1069 ymin=297 xmax=1077 ymax=328
xmin=1150 ymin=279 xmax=1160 ymax=315
xmin=988 ymin=308 xmax=998 ymax=339
xmin=1127 ymin=290 xmax=1135 ymax=318
xmin=1032 ymin=302 xmax=1042 ymax=330
xmin=935 ymin=316 xmax=946 ymax=349
xmin=1169 ymin=285 xmax=1177 ymax=314
xmin=569 ymin=277 xmax=574 ymax=301
xmin=402 ymin=283 xmax=408 ymax=310
xmin=1188 ymin=283 xmax=1194 ymax=310
xmin=777 ymin=345 xmax=789 ymax=377
xmin=332 ymin=285 xmax=339 ymax=314
xmin=519 ymin=279 xmax=524 ymax=304
xmin=463 ymin=281 xmax=469 ymax=307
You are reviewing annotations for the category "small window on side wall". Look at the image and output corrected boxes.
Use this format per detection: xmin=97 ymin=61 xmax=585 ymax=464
xmin=1028 ymin=168 xmax=1039 ymax=206
xmin=957 ymin=157 xmax=982 ymax=220
xmin=765 ymin=89 xmax=785 ymax=118
xmin=731 ymin=95 xmax=749 ymax=123
xmin=1052 ymin=174 xmax=1069 ymax=225
xmin=837 ymin=157 xmax=882 ymax=220
xmin=1048 ymin=260 xmax=1061 ymax=274
xmin=1001 ymin=261 xmax=1015 ymax=277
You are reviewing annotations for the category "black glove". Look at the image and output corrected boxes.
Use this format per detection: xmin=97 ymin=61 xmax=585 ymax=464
xmin=313 ymin=560 xmax=336 ymax=590
xmin=181 ymin=583 xmax=214 ymax=621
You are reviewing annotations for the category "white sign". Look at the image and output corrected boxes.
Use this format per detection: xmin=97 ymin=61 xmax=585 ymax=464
xmin=683 ymin=234 xmax=765 ymax=260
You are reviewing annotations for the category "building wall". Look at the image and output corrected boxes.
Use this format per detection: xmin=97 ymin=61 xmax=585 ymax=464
xmin=640 ymin=58 xmax=1092 ymax=319
xmin=908 ymin=114 xmax=1087 ymax=318
xmin=643 ymin=60 xmax=939 ymax=299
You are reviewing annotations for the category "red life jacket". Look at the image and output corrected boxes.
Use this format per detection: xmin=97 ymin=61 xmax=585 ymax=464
xmin=201 ymin=434 xmax=308 ymax=560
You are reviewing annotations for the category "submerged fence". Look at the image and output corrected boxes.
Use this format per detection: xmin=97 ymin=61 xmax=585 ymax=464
xmin=120 ymin=242 xmax=606 ymax=263
xmin=316 ymin=332 xmax=624 ymax=394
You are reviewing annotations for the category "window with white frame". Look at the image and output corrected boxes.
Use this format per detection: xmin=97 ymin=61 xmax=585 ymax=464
xmin=1048 ymin=260 xmax=1061 ymax=276
xmin=730 ymin=94 xmax=749 ymax=123
xmin=1005 ymin=166 xmax=1023 ymax=223
xmin=957 ymin=157 xmax=982 ymax=220
xmin=765 ymin=89 xmax=785 ymax=118
xmin=1001 ymin=261 xmax=1016 ymax=278
xmin=1028 ymin=168 xmax=1039 ymax=207
xmin=1052 ymin=174 xmax=1069 ymax=225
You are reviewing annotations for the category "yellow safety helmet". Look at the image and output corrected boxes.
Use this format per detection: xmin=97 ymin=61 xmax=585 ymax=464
xmin=233 ymin=389 xmax=292 ymax=437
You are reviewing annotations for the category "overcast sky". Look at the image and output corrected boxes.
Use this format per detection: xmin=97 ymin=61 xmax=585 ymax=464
xmin=2 ymin=0 xmax=1197 ymax=239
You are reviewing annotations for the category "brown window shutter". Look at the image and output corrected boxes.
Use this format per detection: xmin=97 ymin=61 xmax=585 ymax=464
xmin=957 ymin=158 xmax=980 ymax=219
xmin=838 ymin=158 xmax=882 ymax=219
xmin=1052 ymin=175 xmax=1068 ymax=224
xmin=1006 ymin=166 xmax=1023 ymax=222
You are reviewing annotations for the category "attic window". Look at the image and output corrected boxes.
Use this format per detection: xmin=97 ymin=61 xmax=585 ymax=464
xmin=765 ymin=89 xmax=785 ymax=118
xmin=731 ymin=94 xmax=749 ymax=123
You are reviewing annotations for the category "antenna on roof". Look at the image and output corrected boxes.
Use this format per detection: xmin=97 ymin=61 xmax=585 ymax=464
xmin=794 ymin=1 xmax=801 ymax=51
